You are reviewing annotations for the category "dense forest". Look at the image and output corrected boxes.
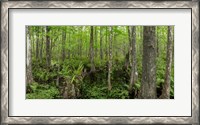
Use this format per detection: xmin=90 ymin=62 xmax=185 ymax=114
xmin=26 ymin=26 xmax=174 ymax=99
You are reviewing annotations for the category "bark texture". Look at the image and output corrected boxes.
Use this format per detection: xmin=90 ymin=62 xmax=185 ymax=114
xmin=26 ymin=26 xmax=33 ymax=85
xmin=62 ymin=27 xmax=66 ymax=62
xmin=90 ymin=26 xmax=95 ymax=72
xmin=160 ymin=26 xmax=173 ymax=99
xmin=139 ymin=26 xmax=157 ymax=99
xmin=129 ymin=26 xmax=137 ymax=96
xmin=36 ymin=27 xmax=39 ymax=60
xmin=108 ymin=26 xmax=113 ymax=91
xmin=39 ymin=27 xmax=44 ymax=62
xmin=100 ymin=26 xmax=103 ymax=60
xmin=46 ymin=26 xmax=51 ymax=67
xmin=94 ymin=26 xmax=98 ymax=57
xmin=68 ymin=33 xmax=71 ymax=59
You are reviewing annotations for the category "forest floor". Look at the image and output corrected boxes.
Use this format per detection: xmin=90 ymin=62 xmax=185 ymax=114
xmin=26 ymin=57 xmax=174 ymax=99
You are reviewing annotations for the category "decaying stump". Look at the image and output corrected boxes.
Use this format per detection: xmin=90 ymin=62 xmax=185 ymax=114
xmin=63 ymin=83 xmax=76 ymax=99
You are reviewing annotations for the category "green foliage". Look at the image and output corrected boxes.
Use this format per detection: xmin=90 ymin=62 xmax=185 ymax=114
xmin=26 ymin=82 xmax=60 ymax=99
xmin=27 ymin=82 xmax=38 ymax=93
xmin=108 ymin=87 xmax=129 ymax=99
xmin=32 ymin=60 xmax=57 ymax=83
xmin=81 ymin=82 xmax=129 ymax=99
xmin=60 ymin=61 xmax=84 ymax=85
xmin=83 ymin=85 xmax=108 ymax=99
xmin=156 ymin=54 xmax=166 ymax=87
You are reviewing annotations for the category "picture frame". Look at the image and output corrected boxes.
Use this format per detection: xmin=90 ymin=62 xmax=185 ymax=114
xmin=1 ymin=1 xmax=199 ymax=124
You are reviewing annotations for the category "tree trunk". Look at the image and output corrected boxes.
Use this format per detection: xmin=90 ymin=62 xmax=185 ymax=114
xmin=105 ymin=27 xmax=108 ymax=59
xmin=86 ymin=31 xmax=88 ymax=58
xmin=62 ymin=27 xmax=66 ymax=62
xmin=50 ymin=30 xmax=54 ymax=60
xmin=114 ymin=33 xmax=118 ymax=58
xmin=39 ymin=26 xmax=44 ymax=62
xmin=124 ymin=26 xmax=132 ymax=69
xmin=90 ymin=26 xmax=95 ymax=72
xmin=160 ymin=26 xmax=173 ymax=99
xmin=26 ymin=26 xmax=33 ymax=86
xmin=68 ymin=32 xmax=71 ymax=59
xmin=140 ymin=26 xmax=143 ymax=55
xmin=100 ymin=26 xmax=103 ymax=60
xmin=46 ymin=26 xmax=51 ymax=67
xmin=80 ymin=27 xmax=83 ymax=58
xmin=108 ymin=26 xmax=113 ymax=91
xmin=157 ymin=27 xmax=159 ymax=57
xmin=36 ymin=27 xmax=39 ymax=60
xmin=129 ymin=26 xmax=137 ymax=97
xmin=128 ymin=26 xmax=132 ymax=67
xmin=139 ymin=26 xmax=157 ymax=99
xmin=94 ymin=26 xmax=98 ymax=58
xmin=31 ymin=27 xmax=35 ymax=57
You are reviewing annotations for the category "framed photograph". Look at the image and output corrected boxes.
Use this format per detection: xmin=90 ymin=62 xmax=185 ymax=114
xmin=1 ymin=1 xmax=199 ymax=124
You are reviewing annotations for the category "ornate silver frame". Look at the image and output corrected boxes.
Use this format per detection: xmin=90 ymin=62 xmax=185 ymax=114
xmin=1 ymin=1 xmax=199 ymax=124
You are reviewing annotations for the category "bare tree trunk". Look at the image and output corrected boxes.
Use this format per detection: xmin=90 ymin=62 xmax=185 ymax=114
xmin=108 ymin=26 xmax=113 ymax=91
xmin=90 ymin=26 xmax=95 ymax=72
xmin=160 ymin=26 xmax=173 ymax=99
xmin=31 ymin=27 xmax=35 ymax=57
xmin=62 ymin=27 xmax=66 ymax=62
xmin=128 ymin=26 xmax=132 ymax=67
xmin=46 ymin=26 xmax=51 ymax=67
xmin=36 ymin=27 xmax=39 ymax=60
xmin=80 ymin=27 xmax=83 ymax=58
xmin=139 ymin=26 xmax=157 ymax=99
xmin=26 ymin=26 xmax=33 ymax=86
xmin=100 ymin=26 xmax=103 ymax=60
xmin=40 ymin=26 xmax=44 ymax=62
xmin=68 ymin=32 xmax=71 ymax=59
xmin=94 ymin=26 xmax=98 ymax=58
xmin=114 ymin=33 xmax=118 ymax=58
xmin=140 ymin=26 xmax=143 ymax=55
xmin=129 ymin=26 xmax=137 ymax=97
xmin=105 ymin=27 xmax=108 ymax=59
xmin=86 ymin=31 xmax=88 ymax=58
xmin=157 ymin=27 xmax=159 ymax=57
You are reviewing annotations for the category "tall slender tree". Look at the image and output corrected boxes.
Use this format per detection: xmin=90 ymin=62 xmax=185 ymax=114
xmin=36 ymin=27 xmax=39 ymax=61
xmin=160 ymin=26 xmax=173 ymax=99
xmin=46 ymin=26 xmax=51 ymax=67
xmin=62 ymin=27 xmax=66 ymax=62
xmin=140 ymin=26 xmax=143 ymax=55
xmin=128 ymin=26 xmax=133 ymax=67
xmin=90 ymin=26 xmax=95 ymax=72
xmin=39 ymin=26 xmax=44 ymax=62
xmin=105 ymin=27 xmax=108 ymax=59
xmin=129 ymin=26 xmax=137 ymax=97
xmin=68 ymin=30 xmax=71 ymax=59
xmin=108 ymin=26 xmax=113 ymax=91
xmin=50 ymin=29 xmax=54 ymax=60
xmin=113 ymin=27 xmax=118 ymax=58
xmin=94 ymin=26 xmax=98 ymax=58
xmin=139 ymin=26 xmax=157 ymax=99
xmin=31 ymin=27 xmax=35 ymax=57
xmin=100 ymin=26 xmax=103 ymax=60
xmin=26 ymin=26 xmax=33 ymax=86
xmin=79 ymin=27 xmax=83 ymax=58
xmin=156 ymin=27 xmax=159 ymax=57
